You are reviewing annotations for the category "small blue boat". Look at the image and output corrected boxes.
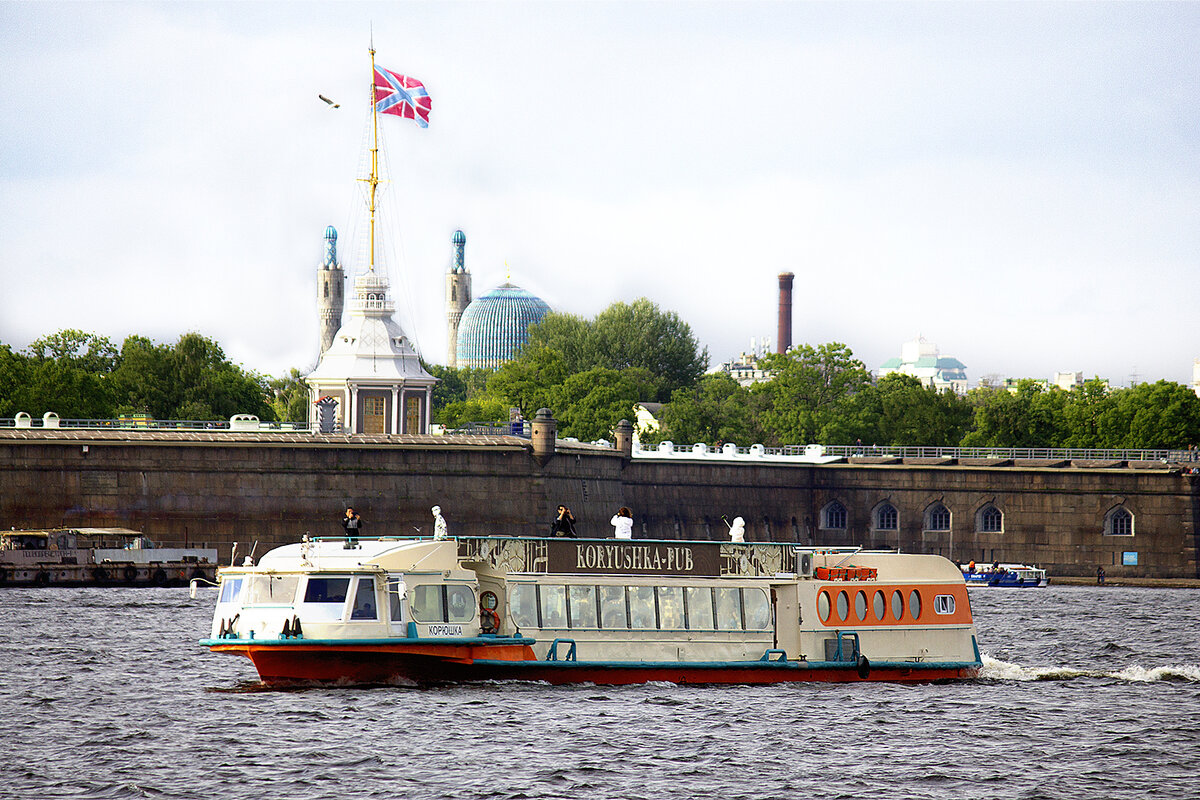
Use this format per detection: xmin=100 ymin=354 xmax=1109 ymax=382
xmin=961 ymin=562 xmax=1048 ymax=587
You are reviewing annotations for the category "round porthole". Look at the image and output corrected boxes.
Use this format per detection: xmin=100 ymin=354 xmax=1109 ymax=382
xmin=909 ymin=589 xmax=922 ymax=620
xmin=891 ymin=590 xmax=903 ymax=621
xmin=817 ymin=590 xmax=831 ymax=623
xmin=855 ymin=590 xmax=867 ymax=621
xmin=873 ymin=590 xmax=886 ymax=621
xmin=836 ymin=590 xmax=849 ymax=622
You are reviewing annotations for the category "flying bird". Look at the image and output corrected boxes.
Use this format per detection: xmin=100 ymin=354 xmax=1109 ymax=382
xmin=318 ymin=94 xmax=340 ymax=109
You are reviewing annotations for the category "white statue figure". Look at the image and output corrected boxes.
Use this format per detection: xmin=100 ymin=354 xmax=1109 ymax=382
xmin=432 ymin=505 xmax=448 ymax=540
xmin=729 ymin=516 xmax=745 ymax=543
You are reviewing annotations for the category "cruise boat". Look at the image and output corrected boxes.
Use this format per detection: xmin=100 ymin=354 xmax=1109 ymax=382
xmin=961 ymin=562 xmax=1049 ymax=588
xmin=198 ymin=535 xmax=983 ymax=685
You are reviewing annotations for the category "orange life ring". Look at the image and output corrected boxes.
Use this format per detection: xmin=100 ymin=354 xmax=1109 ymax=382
xmin=480 ymin=609 xmax=501 ymax=633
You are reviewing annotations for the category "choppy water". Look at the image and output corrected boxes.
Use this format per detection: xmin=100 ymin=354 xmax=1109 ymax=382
xmin=1 ymin=585 xmax=1198 ymax=799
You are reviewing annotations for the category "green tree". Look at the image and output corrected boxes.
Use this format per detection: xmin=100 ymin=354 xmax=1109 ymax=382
xmin=826 ymin=373 xmax=973 ymax=446
xmin=486 ymin=346 xmax=570 ymax=419
xmin=27 ymin=329 xmax=119 ymax=374
xmin=655 ymin=373 xmax=765 ymax=446
xmin=0 ymin=345 xmax=31 ymax=417
xmin=437 ymin=396 xmax=512 ymax=429
xmin=1061 ymin=378 xmax=1114 ymax=448
xmin=1097 ymin=381 xmax=1200 ymax=449
xmin=269 ymin=368 xmax=310 ymax=423
xmin=553 ymin=366 xmax=657 ymax=441
xmin=589 ymin=300 xmax=708 ymax=401
xmin=960 ymin=380 xmax=1065 ymax=448
xmin=755 ymin=343 xmax=871 ymax=445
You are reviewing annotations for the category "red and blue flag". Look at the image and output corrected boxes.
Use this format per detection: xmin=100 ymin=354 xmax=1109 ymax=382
xmin=373 ymin=66 xmax=431 ymax=128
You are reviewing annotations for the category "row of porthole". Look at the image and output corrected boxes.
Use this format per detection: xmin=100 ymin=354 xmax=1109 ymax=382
xmin=818 ymin=588 xmax=926 ymax=624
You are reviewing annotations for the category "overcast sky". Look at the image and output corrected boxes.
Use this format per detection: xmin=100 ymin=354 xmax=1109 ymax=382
xmin=2 ymin=1 xmax=1197 ymax=387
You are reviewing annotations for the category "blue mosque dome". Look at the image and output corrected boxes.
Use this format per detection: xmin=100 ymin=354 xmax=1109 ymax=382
xmin=455 ymin=282 xmax=551 ymax=369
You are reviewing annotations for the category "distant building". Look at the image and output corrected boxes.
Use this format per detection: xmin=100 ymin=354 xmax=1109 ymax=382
xmin=1053 ymin=372 xmax=1083 ymax=391
xmin=634 ymin=402 xmax=663 ymax=443
xmin=444 ymin=230 xmax=471 ymax=368
xmin=1193 ymin=358 xmax=1200 ymax=398
xmin=713 ymin=338 xmax=774 ymax=387
xmin=877 ymin=336 xmax=968 ymax=394
xmin=306 ymin=227 xmax=436 ymax=434
xmin=454 ymin=282 xmax=551 ymax=369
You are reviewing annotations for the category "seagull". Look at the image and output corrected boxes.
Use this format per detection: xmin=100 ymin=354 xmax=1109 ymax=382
xmin=318 ymin=94 xmax=340 ymax=109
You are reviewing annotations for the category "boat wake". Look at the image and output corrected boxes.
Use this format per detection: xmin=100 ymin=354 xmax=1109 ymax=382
xmin=980 ymin=655 xmax=1200 ymax=684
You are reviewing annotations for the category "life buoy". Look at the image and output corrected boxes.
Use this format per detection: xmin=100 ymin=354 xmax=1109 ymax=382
xmin=34 ymin=570 xmax=50 ymax=586
xmin=151 ymin=568 xmax=168 ymax=586
xmin=189 ymin=567 xmax=206 ymax=581
xmin=123 ymin=565 xmax=138 ymax=582
xmin=92 ymin=567 xmax=110 ymax=583
xmin=480 ymin=609 xmax=501 ymax=634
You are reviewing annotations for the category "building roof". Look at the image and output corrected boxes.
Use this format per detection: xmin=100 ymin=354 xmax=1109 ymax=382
xmin=456 ymin=282 xmax=551 ymax=369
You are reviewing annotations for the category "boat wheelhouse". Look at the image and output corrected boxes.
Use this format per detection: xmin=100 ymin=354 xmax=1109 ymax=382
xmin=200 ymin=535 xmax=982 ymax=685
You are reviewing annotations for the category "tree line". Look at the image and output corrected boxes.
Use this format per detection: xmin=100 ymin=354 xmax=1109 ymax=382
xmin=4 ymin=314 xmax=1198 ymax=450
xmin=0 ymin=329 xmax=283 ymax=421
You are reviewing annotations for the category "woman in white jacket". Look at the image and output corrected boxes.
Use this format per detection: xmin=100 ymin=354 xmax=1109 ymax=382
xmin=610 ymin=507 xmax=634 ymax=539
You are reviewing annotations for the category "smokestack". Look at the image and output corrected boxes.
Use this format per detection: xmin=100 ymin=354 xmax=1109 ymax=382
xmin=777 ymin=272 xmax=794 ymax=354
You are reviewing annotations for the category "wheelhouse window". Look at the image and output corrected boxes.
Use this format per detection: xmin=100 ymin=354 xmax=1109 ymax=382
xmin=874 ymin=503 xmax=898 ymax=531
xmin=977 ymin=504 xmax=1003 ymax=533
xmin=1106 ymin=507 xmax=1134 ymax=536
xmin=743 ymin=588 xmax=771 ymax=630
xmin=657 ymin=586 xmax=684 ymax=629
xmin=539 ymin=584 xmax=567 ymax=628
xmin=628 ymin=586 xmax=656 ymax=629
xmin=715 ymin=587 xmax=743 ymax=630
xmin=219 ymin=577 xmax=244 ymax=604
xmin=925 ymin=503 xmax=951 ymax=532
xmin=568 ymin=585 xmax=598 ymax=628
xmin=303 ymin=577 xmax=348 ymax=604
xmin=821 ymin=501 xmax=847 ymax=530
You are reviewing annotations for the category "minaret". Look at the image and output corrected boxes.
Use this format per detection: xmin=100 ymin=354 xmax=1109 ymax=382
xmin=317 ymin=226 xmax=345 ymax=357
xmin=445 ymin=229 xmax=471 ymax=367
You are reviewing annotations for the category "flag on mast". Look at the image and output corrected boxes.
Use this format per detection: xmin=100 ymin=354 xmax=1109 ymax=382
xmin=373 ymin=66 xmax=432 ymax=127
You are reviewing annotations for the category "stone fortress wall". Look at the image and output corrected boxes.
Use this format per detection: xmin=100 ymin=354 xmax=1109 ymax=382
xmin=1 ymin=429 xmax=1195 ymax=579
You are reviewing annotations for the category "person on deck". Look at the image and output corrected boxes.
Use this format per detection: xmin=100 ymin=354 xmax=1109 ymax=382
xmin=551 ymin=505 xmax=577 ymax=538
xmin=610 ymin=507 xmax=633 ymax=539
xmin=342 ymin=507 xmax=363 ymax=543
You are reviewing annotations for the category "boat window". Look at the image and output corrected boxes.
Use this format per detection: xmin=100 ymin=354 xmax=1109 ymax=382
xmin=568 ymin=585 xmax=598 ymax=629
xmin=219 ymin=577 xmax=244 ymax=604
xmin=351 ymin=578 xmax=377 ymax=620
xmin=246 ymin=575 xmax=299 ymax=606
xmin=540 ymin=584 xmax=567 ymax=629
xmin=836 ymin=590 xmax=849 ymax=622
xmin=510 ymin=584 xmax=539 ymax=629
xmin=891 ymin=590 xmax=903 ymax=621
xmin=304 ymin=577 xmax=350 ymax=604
xmin=628 ymin=586 xmax=656 ymax=630
xmin=743 ymin=588 xmax=771 ymax=630
xmin=909 ymin=590 xmax=923 ymax=620
xmin=657 ymin=586 xmax=684 ymax=629
xmin=389 ymin=585 xmax=404 ymax=624
xmin=447 ymin=585 xmax=475 ymax=623
xmin=854 ymin=590 xmax=868 ymax=621
xmin=599 ymin=585 xmax=628 ymax=629
xmin=715 ymin=587 xmax=742 ymax=630
xmin=873 ymin=590 xmax=886 ymax=621
xmin=410 ymin=585 xmax=445 ymax=623
xmin=817 ymin=590 xmax=831 ymax=623
xmin=686 ymin=587 xmax=714 ymax=630
xmin=933 ymin=594 xmax=956 ymax=615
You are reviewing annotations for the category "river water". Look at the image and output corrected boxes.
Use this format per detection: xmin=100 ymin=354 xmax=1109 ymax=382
xmin=1 ymin=585 xmax=1197 ymax=799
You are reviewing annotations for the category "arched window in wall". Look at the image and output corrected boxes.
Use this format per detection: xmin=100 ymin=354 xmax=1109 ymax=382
xmin=874 ymin=502 xmax=898 ymax=531
xmin=925 ymin=502 xmax=951 ymax=531
xmin=976 ymin=504 xmax=1003 ymax=533
xmin=821 ymin=501 xmax=847 ymax=530
xmin=1105 ymin=507 xmax=1134 ymax=536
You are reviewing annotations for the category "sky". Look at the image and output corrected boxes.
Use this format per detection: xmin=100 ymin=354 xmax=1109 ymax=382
xmin=2 ymin=1 xmax=1198 ymax=387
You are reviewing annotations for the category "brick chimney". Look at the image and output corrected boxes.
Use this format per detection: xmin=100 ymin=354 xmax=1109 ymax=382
xmin=777 ymin=272 xmax=794 ymax=354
